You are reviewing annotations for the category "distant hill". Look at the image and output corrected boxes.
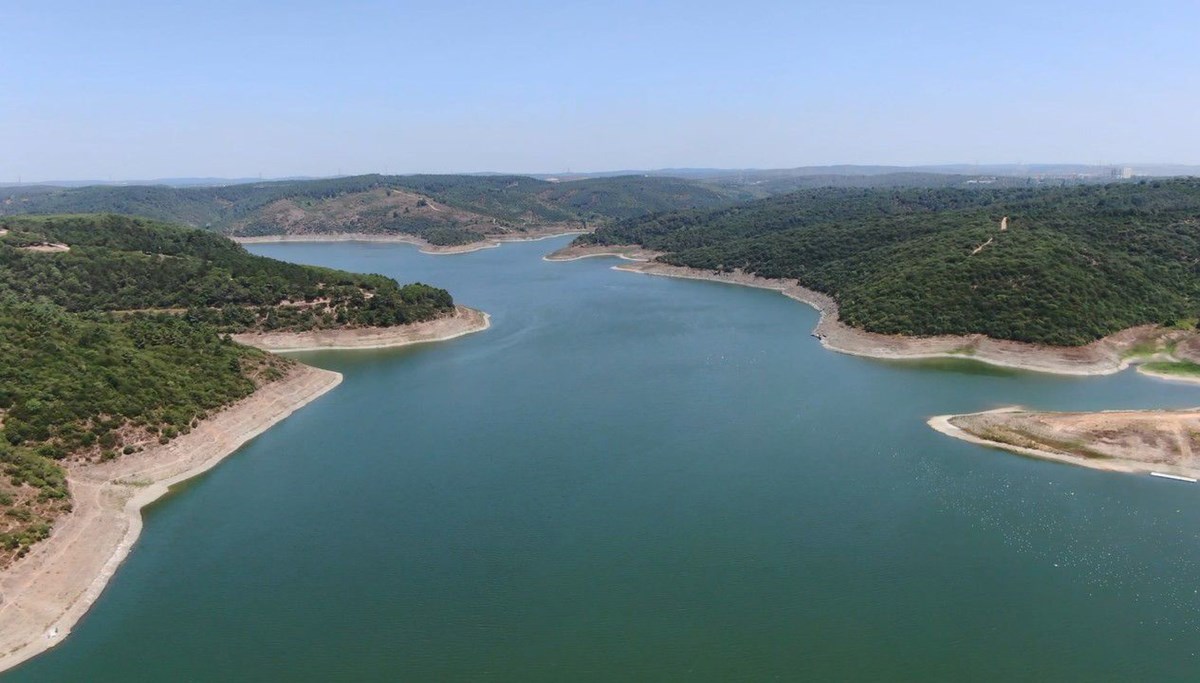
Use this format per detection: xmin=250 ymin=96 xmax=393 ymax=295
xmin=0 ymin=174 xmax=741 ymax=246
xmin=579 ymin=179 xmax=1200 ymax=346
xmin=0 ymin=171 xmax=1095 ymax=247
xmin=702 ymin=172 xmax=1041 ymax=199
xmin=537 ymin=163 xmax=1200 ymax=182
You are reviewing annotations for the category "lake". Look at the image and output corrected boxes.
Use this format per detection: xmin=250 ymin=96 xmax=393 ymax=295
xmin=9 ymin=236 xmax=1200 ymax=681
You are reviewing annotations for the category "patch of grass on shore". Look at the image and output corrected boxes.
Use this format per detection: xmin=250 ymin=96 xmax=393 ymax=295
xmin=1142 ymin=360 xmax=1200 ymax=377
xmin=1122 ymin=339 xmax=1163 ymax=359
xmin=970 ymin=425 xmax=1111 ymax=460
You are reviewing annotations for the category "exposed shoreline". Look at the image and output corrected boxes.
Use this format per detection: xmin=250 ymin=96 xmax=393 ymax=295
xmin=928 ymin=408 xmax=1200 ymax=479
xmin=1135 ymin=366 xmax=1200 ymax=386
xmin=233 ymin=228 xmax=587 ymax=255
xmin=230 ymin=305 xmax=489 ymax=352
xmin=542 ymin=243 xmax=660 ymax=262
xmin=547 ymin=244 xmax=1195 ymax=377
xmin=0 ymin=304 xmax=491 ymax=673
xmin=0 ymin=364 xmax=343 ymax=674
xmin=927 ymin=410 xmax=1145 ymax=475
xmin=547 ymin=243 xmax=1200 ymax=479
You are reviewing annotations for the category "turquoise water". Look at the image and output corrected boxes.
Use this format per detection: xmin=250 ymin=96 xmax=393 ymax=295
xmin=9 ymin=236 xmax=1200 ymax=681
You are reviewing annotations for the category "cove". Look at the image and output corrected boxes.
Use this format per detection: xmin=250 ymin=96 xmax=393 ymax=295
xmin=7 ymin=236 xmax=1200 ymax=682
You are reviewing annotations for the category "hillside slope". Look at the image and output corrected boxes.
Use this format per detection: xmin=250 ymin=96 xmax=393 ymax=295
xmin=577 ymin=179 xmax=1200 ymax=346
xmin=0 ymin=174 xmax=739 ymax=246
xmin=0 ymin=214 xmax=459 ymax=562
xmin=0 ymin=214 xmax=453 ymax=330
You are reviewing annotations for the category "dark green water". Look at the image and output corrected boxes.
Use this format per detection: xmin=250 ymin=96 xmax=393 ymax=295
xmin=9 ymin=237 xmax=1200 ymax=681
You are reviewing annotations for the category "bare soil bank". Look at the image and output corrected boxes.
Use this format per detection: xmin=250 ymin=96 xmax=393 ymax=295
xmin=542 ymin=243 xmax=660 ymax=262
xmin=0 ymin=365 xmax=342 ymax=674
xmin=0 ymin=303 xmax=491 ymax=672
xmin=234 ymin=227 xmax=586 ymax=255
xmin=231 ymin=305 xmax=489 ymax=352
xmin=929 ymin=408 xmax=1200 ymax=479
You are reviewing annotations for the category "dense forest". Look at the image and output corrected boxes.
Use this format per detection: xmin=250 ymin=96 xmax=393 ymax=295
xmin=0 ymin=214 xmax=456 ymax=561
xmin=0 ymin=214 xmax=454 ymax=331
xmin=0 ymin=174 xmax=740 ymax=246
xmin=579 ymin=179 xmax=1200 ymax=346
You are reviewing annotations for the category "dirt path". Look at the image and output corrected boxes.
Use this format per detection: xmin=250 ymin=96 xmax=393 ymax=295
xmin=970 ymin=237 xmax=994 ymax=255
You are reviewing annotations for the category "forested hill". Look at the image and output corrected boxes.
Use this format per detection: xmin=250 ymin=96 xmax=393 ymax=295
xmin=578 ymin=179 xmax=1200 ymax=346
xmin=0 ymin=174 xmax=739 ymax=246
xmin=0 ymin=214 xmax=453 ymax=331
xmin=0 ymin=214 xmax=458 ymax=561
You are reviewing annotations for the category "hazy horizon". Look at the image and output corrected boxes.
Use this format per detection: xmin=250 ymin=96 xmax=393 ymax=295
xmin=9 ymin=161 xmax=1200 ymax=187
xmin=5 ymin=0 xmax=1199 ymax=182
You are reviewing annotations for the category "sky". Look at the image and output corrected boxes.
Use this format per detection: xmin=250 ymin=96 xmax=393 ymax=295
xmin=3 ymin=0 xmax=1199 ymax=181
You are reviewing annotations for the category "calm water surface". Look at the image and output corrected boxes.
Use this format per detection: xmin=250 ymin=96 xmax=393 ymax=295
xmin=9 ymin=237 xmax=1200 ymax=681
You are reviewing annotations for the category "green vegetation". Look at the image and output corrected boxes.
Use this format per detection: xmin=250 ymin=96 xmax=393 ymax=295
xmin=580 ymin=179 xmax=1200 ymax=346
xmin=0 ymin=214 xmax=453 ymax=331
xmin=1 ymin=174 xmax=740 ymax=246
xmin=0 ymin=213 xmax=457 ymax=561
xmin=1121 ymin=339 xmax=1165 ymax=359
xmin=1141 ymin=360 xmax=1200 ymax=377
xmin=0 ymin=298 xmax=290 ymax=561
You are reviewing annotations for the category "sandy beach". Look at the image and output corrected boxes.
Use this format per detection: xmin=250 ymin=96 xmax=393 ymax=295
xmin=0 ymin=364 xmax=343 ymax=674
xmin=234 ymin=228 xmax=587 ymax=255
xmin=545 ymin=244 xmax=1196 ymax=377
xmin=231 ymin=305 xmax=489 ymax=352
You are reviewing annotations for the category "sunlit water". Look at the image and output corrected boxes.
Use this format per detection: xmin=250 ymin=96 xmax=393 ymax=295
xmin=9 ymin=237 xmax=1200 ymax=681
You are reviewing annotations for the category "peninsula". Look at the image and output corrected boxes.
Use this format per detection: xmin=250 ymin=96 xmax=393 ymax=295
xmin=0 ymin=214 xmax=487 ymax=672
xmin=929 ymin=408 xmax=1200 ymax=479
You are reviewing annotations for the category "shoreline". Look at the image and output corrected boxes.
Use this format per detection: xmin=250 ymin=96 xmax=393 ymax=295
xmin=927 ymin=408 xmax=1200 ymax=479
xmin=0 ymin=304 xmax=491 ymax=673
xmin=231 ymin=305 xmax=490 ymax=352
xmin=554 ymin=243 xmax=1200 ymax=480
xmin=233 ymin=229 xmax=587 ymax=255
xmin=1135 ymin=366 xmax=1200 ymax=386
xmin=542 ymin=243 xmax=659 ymax=262
xmin=0 ymin=364 xmax=343 ymax=675
xmin=546 ymin=244 xmax=1193 ymax=377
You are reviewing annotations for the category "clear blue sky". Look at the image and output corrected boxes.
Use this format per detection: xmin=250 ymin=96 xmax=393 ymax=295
xmin=3 ymin=0 xmax=1198 ymax=180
